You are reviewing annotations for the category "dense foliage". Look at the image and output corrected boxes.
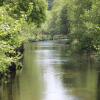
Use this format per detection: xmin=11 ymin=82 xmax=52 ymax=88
xmin=0 ymin=0 xmax=47 ymax=79
xmin=0 ymin=7 xmax=25 ymax=74
xmin=0 ymin=0 xmax=100 ymax=80
xmin=47 ymin=0 xmax=100 ymax=53
xmin=67 ymin=0 xmax=100 ymax=53
xmin=47 ymin=0 xmax=70 ymax=35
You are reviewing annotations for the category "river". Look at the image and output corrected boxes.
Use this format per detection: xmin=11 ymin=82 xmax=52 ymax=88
xmin=0 ymin=40 xmax=100 ymax=100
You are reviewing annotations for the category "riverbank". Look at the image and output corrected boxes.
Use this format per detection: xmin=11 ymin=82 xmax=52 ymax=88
xmin=0 ymin=34 xmax=68 ymax=83
xmin=0 ymin=44 xmax=24 ymax=83
xmin=28 ymin=34 xmax=68 ymax=42
xmin=0 ymin=40 xmax=99 ymax=100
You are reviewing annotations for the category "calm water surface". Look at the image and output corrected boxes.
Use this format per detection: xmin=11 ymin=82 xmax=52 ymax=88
xmin=0 ymin=40 xmax=100 ymax=100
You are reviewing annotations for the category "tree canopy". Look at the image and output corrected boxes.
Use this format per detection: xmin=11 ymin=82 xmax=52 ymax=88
xmin=0 ymin=0 xmax=47 ymax=78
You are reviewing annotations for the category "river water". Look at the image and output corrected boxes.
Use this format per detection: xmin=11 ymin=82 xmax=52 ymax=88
xmin=0 ymin=40 xmax=100 ymax=100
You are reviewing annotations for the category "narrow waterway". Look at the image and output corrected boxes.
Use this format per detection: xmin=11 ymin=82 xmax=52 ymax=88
xmin=0 ymin=40 xmax=100 ymax=100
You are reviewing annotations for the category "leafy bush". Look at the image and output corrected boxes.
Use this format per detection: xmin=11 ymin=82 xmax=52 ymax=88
xmin=0 ymin=7 xmax=26 ymax=74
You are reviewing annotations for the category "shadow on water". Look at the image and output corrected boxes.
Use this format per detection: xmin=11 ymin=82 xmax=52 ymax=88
xmin=97 ymin=71 xmax=100 ymax=100
xmin=60 ymin=54 xmax=100 ymax=100
xmin=0 ymin=75 xmax=20 ymax=100
xmin=0 ymin=40 xmax=100 ymax=100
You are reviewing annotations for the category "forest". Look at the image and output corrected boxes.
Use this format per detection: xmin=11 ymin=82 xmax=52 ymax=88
xmin=0 ymin=0 xmax=100 ymax=89
xmin=0 ymin=0 xmax=100 ymax=100
xmin=0 ymin=0 xmax=46 ymax=79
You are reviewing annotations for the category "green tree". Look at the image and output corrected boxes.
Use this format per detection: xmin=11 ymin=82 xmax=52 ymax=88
xmin=0 ymin=0 xmax=47 ymax=79
xmin=68 ymin=0 xmax=100 ymax=53
xmin=47 ymin=0 xmax=70 ymax=35
xmin=59 ymin=4 xmax=70 ymax=34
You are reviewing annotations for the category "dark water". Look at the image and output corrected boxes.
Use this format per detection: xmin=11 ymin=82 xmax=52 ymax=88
xmin=0 ymin=40 xmax=100 ymax=100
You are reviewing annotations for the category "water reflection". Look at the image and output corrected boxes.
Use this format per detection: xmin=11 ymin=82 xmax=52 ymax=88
xmin=97 ymin=72 xmax=100 ymax=100
xmin=0 ymin=40 xmax=100 ymax=100
xmin=35 ymin=45 xmax=76 ymax=100
xmin=0 ymin=76 xmax=20 ymax=100
xmin=61 ymin=55 xmax=98 ymax=100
